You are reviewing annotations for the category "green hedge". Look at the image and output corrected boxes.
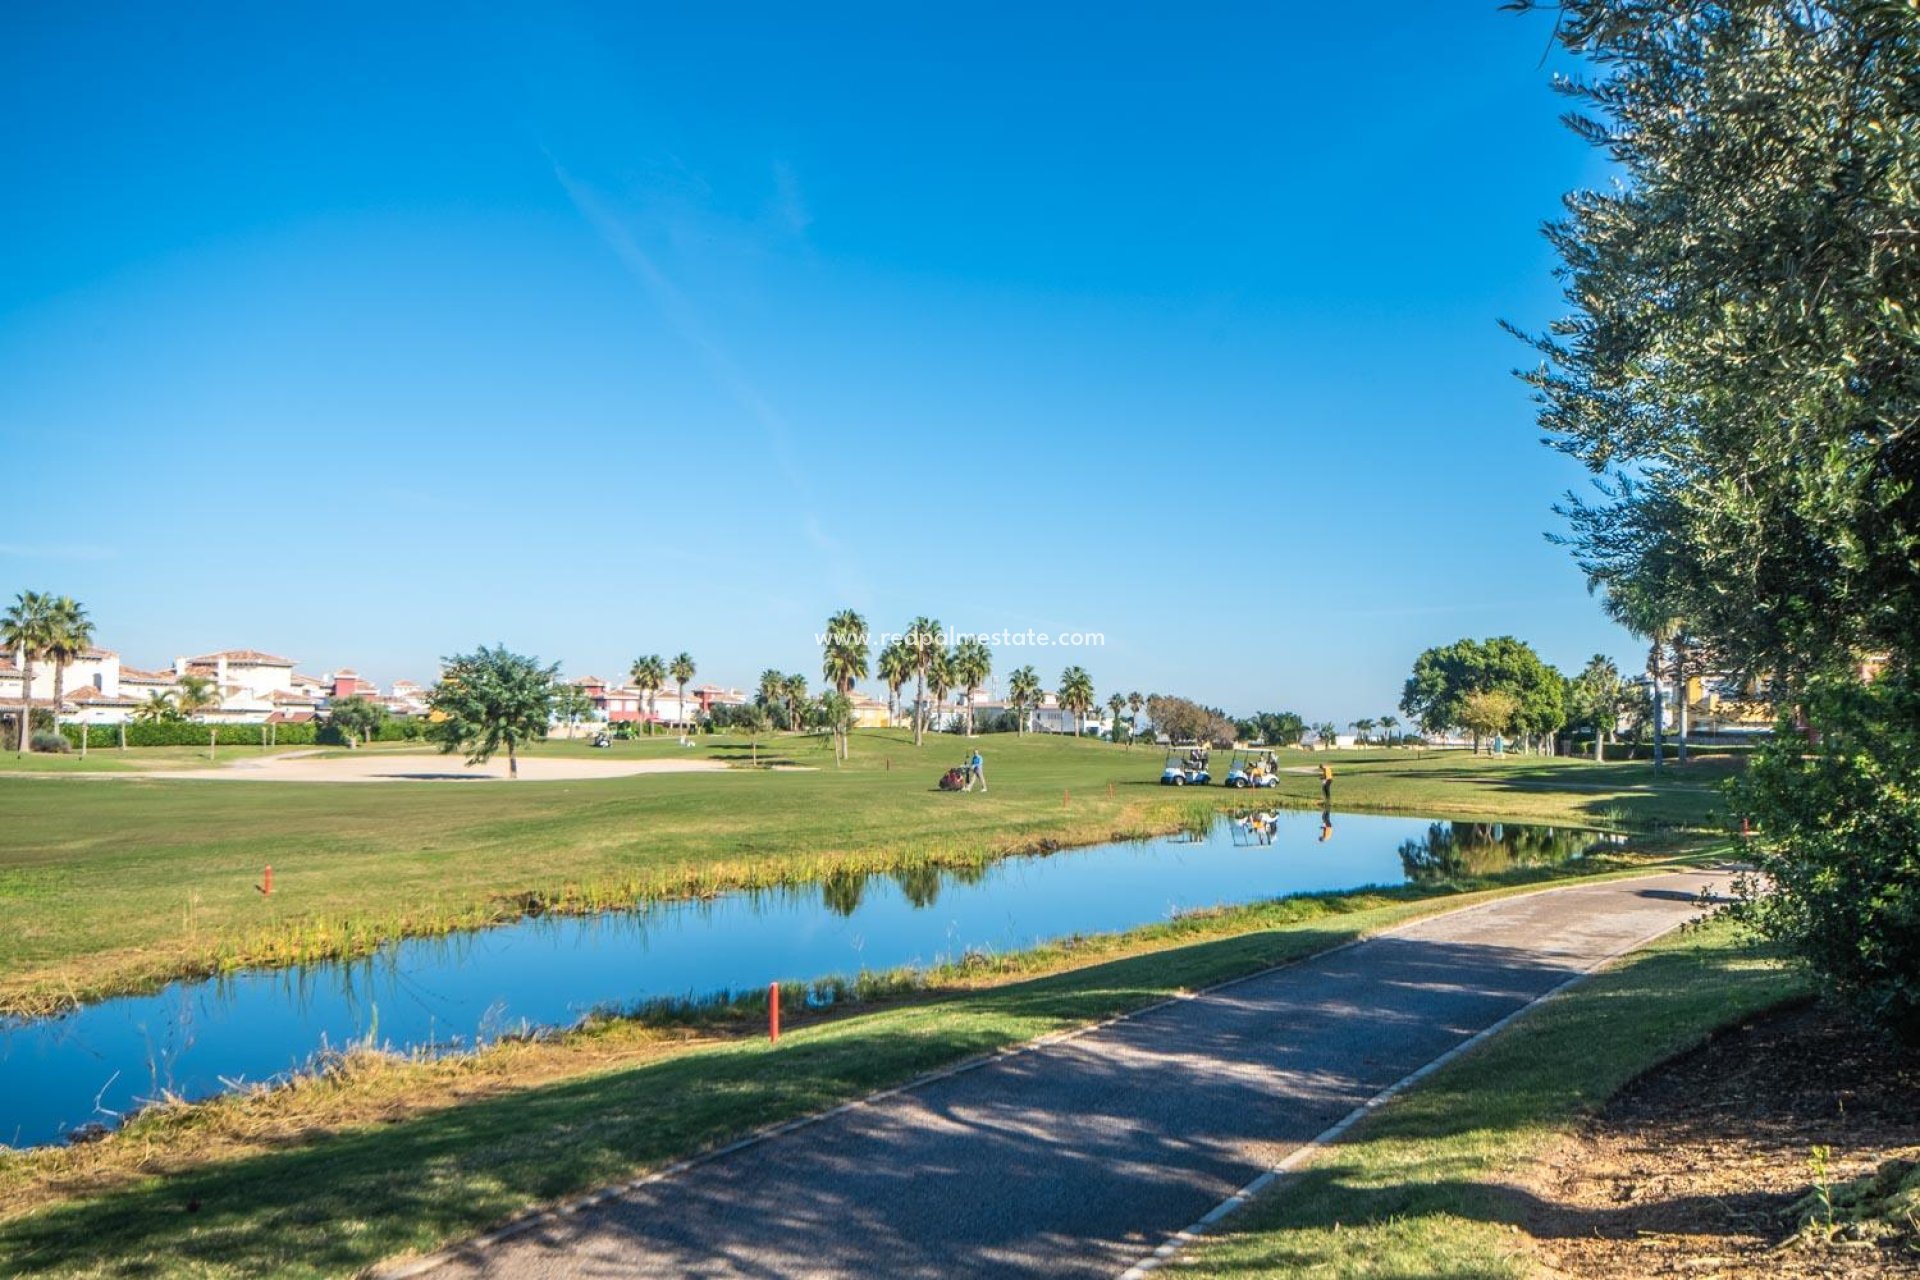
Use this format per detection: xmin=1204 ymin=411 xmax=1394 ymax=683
xmin=57 ymin=718 xmax=429 ymax=750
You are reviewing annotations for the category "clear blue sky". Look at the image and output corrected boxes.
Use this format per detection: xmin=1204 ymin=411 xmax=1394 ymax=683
xmin=0 ymin=2 xmax=1629 ymax=719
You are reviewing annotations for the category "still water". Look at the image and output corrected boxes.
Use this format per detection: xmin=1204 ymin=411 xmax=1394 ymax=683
xmin=0 ymin=813 xmax=1618 ymax=1148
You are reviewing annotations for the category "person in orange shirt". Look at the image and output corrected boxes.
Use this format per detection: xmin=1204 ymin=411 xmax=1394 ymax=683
xmin=1319 ymin=762 xmax=1333 ymax=805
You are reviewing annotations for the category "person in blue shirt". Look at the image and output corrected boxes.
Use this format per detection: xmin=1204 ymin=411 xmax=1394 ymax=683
xmin=968 ymin=749 xmax=985 ymax=793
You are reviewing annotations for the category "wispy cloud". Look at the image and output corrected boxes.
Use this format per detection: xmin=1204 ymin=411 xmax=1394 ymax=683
xmin=0 ymin=543 xmax=116 ymax=561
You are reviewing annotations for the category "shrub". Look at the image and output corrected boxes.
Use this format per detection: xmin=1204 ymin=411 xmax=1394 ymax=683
xmin=1736 ymin=669 xmax=1920 ymax=1045
xmin=29 ymin=730 xmax=70 ymax=754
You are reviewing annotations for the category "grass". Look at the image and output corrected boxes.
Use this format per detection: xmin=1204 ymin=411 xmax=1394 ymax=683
xmin=0 ymin=852 xmax=1723 ymax=1279
xmin=1174 ymin=913 xmax=1808 ymax=1278
xmin=0 ymin=733 xmax=1734 ymax=1014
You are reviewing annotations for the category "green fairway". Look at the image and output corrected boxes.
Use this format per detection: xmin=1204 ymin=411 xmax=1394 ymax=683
xmin=0 ymin=732 xmax=1732 ymax=1013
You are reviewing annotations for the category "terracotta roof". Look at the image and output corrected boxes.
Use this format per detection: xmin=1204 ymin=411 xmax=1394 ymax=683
xmin=188 ymin=649 xmax=296 ymax=666
xmin=119 ymin=667 xmax=175 ymax=682
xmin=265 ymin=710 xmax=317 ymax=724
xmin=63 ymin=687 xmax=140 ymax=706
xmin=271 ymin=690 xmax=320 ymax=704
xmin=81 ymin=646 xmax=118 ymax=659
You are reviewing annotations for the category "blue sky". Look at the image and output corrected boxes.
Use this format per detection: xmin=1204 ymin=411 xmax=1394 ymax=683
xmin=0 ymin=3 xmax=1624 ymax=719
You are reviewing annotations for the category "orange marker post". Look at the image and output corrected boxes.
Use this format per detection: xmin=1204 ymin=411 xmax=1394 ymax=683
xmin=1063 ymin=789 xmax=1070 ymax=808
xmin=261 ymin=865 xmax=273 ymax=896
xmin=769 ymin=982 xmax=781 ymax=1043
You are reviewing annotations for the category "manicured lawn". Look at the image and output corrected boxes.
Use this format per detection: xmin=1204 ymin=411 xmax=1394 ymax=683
xmin=0 ymin=733 xmax=1732 ymax=1013
xmin=0 ymin=860 xmax=1731 ymax=1279
xmin=1175 ymin=914 xmax=1806 ymax=1278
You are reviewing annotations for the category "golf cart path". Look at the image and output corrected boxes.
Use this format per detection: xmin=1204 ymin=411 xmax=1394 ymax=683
xmin=406 ymin=868 xmax=1733 ymax=1280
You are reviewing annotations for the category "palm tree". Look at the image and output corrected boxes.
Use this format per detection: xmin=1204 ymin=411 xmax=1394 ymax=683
xmin=757 ymin=669 xmax=787 ymax=717
xmin=1354 ymin=717 xmax=1376 ymax=746
xmin=1057 ymin=666 xmax=1094 ymax=736
xmin=904 ymin=616 xmax=941 ymax=745
xmin=877 ymin=639 xmax=913 ymax=727
xmin=2 ymin=590 xmax=55 ymax=754
xmin=1007 ymin=665 xmax=1040 ymax=736
xmin=782 ymin=672 xmax=809 ymax=732
xmin=1380 ymin=714 xmax=1400 ymax=747
xmin=174 ymin=673 xmax=220 ymax=720
xmin=950 ymin=637 xmax=992 ymax=736
xmin=670 ymin=652 xmax=697 ymax=733
xmin=42 ymin=597 xmax=94 ymax=742
xmin=134 ymin=691 xmax=181 ymax=723
xmin=821 ymin=610 xmax=870 ymax=695
xmin=630 ymin=654 xmax=666 ymax=734
xmin=925 ymin=649 xmax=953 ymax=732
xmin=1127 ymin=691 xmax=1144 ymax=748
xmin=1107 ymin=693 xmax=1126 ymax=743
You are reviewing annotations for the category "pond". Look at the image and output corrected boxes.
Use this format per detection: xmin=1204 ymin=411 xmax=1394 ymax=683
xmin=0 ymin=812 xmax=1621 ymax=1149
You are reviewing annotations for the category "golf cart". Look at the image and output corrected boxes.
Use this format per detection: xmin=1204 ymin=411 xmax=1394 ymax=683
xmin=1223 ymin=748 xmax=1280 ymax=789
xmin=1160 ymin=746 xmax=1212 ymax=786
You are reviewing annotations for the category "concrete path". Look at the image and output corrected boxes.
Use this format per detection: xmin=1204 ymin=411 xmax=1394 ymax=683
xmin=414 ymin=870 xmax=1731 ymax=1279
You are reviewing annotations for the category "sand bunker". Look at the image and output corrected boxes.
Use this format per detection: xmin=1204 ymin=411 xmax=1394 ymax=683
xmin=133 ymin=752 xmax=730 ymax=783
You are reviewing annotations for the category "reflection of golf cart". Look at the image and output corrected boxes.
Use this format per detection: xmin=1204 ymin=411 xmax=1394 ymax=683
xmin=1160 ymin=747 xmax=1212 ymax=786
xmin=1224 ymin=748 xmax=1280 ymax=789
xmin=1231 ymin=810 xmax=1280 ymax=847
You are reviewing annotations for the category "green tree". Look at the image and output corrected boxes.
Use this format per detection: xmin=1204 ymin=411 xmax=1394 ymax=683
xmin=737 ymin=702 xmax=773 ymax=767
xmin=629 ymin=654 xmax=666 ymax=735
xmin=924 ymin=649 xmax=953 ymax=731
xmin=877 ymin=639 xmax=913 ymax=727
xmin=1107 ymin=693 xmax=1126 ymax=742
xmin=821 ymin=610 xmax=869 ymax=696
xmin=1400 ymin=636 xmax=1564 ymax=752
xmin=818 ymin=690 xmax=855 ymax=763
xmin=42 ymin=596 xmax=93 ymax=742
xmin=553 ymin=683 xmax=596 ymax=737
xmin=669 ymin=652 xmax=697 ymax=732
xmin=756 ymin=669 xmax=787 ymax=719
xmin=327 ymin=695 xmax=387 ymax=749
xmin=1460 ymin=690 xmax=1520 ymax=754
xmin=1057 ymin=666 xmax=1094 ymax=736
xmin=782 ymin=672 xmax=809 ymax=732
xmin=950 ymin=636 xmax=992 ymax=735
xmin=428 ymin=645 xmax=558 ymax=779
xmin=1353 ymin=717 xmax=1375 ymax=746
xmin=1379 ymin=713 xmax=1399 ymax=746
xmin=1126 ymin=691 xmax=1144 ymax=747
xmin=2 ymin=590 xmax=54 ymax=755
xmin=1568 ymin=654 xmax=1625 ymax=763
xmin=903 ymin=617 xmax=942 ymax=745
xmin=1007 ymin=665 xmax=1040 ymax=736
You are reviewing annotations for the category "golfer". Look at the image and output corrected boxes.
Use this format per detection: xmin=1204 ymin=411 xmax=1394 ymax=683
xmin=1319 ymin=762 xmax=1333 ymax=804
xmin=969 ymin=749 xmax=986 ymax=793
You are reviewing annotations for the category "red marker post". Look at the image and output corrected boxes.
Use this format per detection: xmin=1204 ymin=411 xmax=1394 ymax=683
xmin=260 ymin=865 xmax=273 ymax=896
xmin=769 ymin=982 xmax=781 ymax=1044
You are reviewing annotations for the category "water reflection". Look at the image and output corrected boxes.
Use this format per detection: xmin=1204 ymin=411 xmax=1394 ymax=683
xmin=1398 ymin=821 xmax=1623 ymax=882
xmin=1 ymin=811 xmax=1617 ymax=1149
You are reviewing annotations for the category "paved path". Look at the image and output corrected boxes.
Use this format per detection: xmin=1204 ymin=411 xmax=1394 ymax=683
xmin=417 ymin=870 xmax=1732 ymax=1280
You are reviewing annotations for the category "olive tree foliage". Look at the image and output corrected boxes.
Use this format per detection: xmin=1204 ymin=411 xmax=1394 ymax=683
xmin=427 ymin=646 xmax=558 ymax=779
xmin=1146 ymin=694 xmax=1237 ymax=747
xmin=1510 ymin=0 xmax=1920 ymax=1038
xmin=326 ymin=695 xmax=386 ymax=748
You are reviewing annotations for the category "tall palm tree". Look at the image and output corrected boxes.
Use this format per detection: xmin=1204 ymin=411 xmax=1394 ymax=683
xmin=950 ymin=636 xmax=992 ymax=736
xmin=782 ymin=672 xmax=809 ymax=732
xmin=1127 ymin=691 xmax=1144 ymax=748
xmin=1057 ymin=666 xmax=1094 ymax=737
xmin=667 ymin=652 xmax=696 ymax=733
xmin=135 ymin=691 xmax=181 ymax=723
xmin=877 ymin=639 xmax=913 ymax=727
xmin=1380 ymin=713 xmax=1399 ymax=747
xmin=1107 ymin=693 xmax=1126 ymax=743
xmin=925 ymin=649 xmax=953 ymax=732
xmin=821 ymin=610 xmax=870 ymax=695
xmin=630 ymin=654 xmax=666 ymax=735
xmin=1007 ymin=665 xmax=1040 ymax=736
xmin=1354 ymin=717 xmax=1376 ymax=746
xmin=2 ymin=591 xmax=55 ymax=753
xmin=904 ymin=616 xmax=941 ymax=745
xmin=1603 ymin=587 xmax=1675 ymax=768
xmin=43 ymin=597 xmax=94 ymax=741
xmin=757 ymin=669 xmax=787 ymax=723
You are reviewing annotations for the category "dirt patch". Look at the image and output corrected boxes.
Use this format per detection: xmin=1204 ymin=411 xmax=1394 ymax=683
xmin=1528 ymin=1000 xmax=1920 ymax=1278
